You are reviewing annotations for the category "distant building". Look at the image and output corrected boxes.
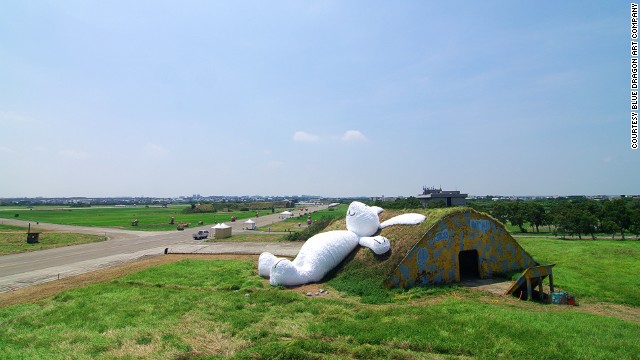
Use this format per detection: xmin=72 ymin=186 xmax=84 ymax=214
xmin=417 ymin=186 xmax=467 ymax=208
xmin=370 ymin=196 xmax=399 ymax=202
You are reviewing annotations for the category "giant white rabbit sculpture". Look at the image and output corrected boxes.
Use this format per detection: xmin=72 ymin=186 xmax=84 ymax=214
xmin=258 ymin=201 xmax=426 ymax=286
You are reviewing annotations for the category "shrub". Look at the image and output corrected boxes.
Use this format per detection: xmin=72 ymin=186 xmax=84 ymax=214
xmin=286 ymin=216 xmax=337 ymax=241
xmin=182 ymin=204 xmax=217 ymax=214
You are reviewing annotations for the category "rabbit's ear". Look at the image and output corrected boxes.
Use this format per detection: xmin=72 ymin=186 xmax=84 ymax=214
xmin=370 ymin=206 xmax=384 ymax=215
xmin=380 ymin=213 xmax=426 ymax=229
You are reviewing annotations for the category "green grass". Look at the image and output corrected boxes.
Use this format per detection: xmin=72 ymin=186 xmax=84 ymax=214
xmin=327 ymin=207 xmax=465 ymax=303
xmin=329 ymin=232 xmax=640 ymax=307
xmin=0 ymin=205 xmax=278 ymax=231
xmin=516 ymin=237 xmax=640 ymax=306
xmin=258 ymin=204 xmax=347 ymax=232
xmin=0 ymin=232 xmax=107 ymax=255
xmin=0 ymin=224 xmax=26 ymax=231
xmin=1 ymin=259 xmax=638 ymax=359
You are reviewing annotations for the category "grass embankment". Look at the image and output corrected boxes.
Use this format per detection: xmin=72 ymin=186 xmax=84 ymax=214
xmin=1 ymin=258 xmax=638 ymax=359
xmin=0 ymin=225 xmax=106 ymax=255
xmin=328 ymin=207 xmax=462 ymax=303
xmin=517 ymin=237 xmax=640 ymax=306
xmin=0 ymin=206 xmax=277 ymax=231
xmin=328 ymin=208 xmax=640 ymax=308
xmin=257 ymin=204 xmax=348 ymax=232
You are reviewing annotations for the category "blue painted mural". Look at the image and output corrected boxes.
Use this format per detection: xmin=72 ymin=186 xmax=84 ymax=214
xmin=384 ymin=209 xmax=537 ymax=289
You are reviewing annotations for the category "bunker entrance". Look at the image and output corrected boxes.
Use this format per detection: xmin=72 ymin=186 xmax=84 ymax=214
xmin=458 ymin=250 xmax=480 ymax=280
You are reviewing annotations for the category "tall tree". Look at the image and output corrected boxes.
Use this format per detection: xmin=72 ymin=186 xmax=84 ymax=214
xmin=526 ymin=202 xmax=547 ymax=233
xmin=602 ymin=199 xmax=632 ymax=240
xmin=404 ymin=196 xmax=423 ymax=209
xmin=490 ymin=201 xmax=509 ymax=224
xmin=506 ymin=202 xmax=526 ymax=233
xmin=628 ymin=199 xmax=640 ymax=237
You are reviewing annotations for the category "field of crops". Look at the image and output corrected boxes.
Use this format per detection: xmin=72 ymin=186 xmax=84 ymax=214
xmin=0 ymin=205 xmax=281 ymax=231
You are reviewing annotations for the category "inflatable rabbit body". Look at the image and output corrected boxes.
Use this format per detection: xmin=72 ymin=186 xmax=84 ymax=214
xmin=258 ymin=201 xmax=426 ymax=286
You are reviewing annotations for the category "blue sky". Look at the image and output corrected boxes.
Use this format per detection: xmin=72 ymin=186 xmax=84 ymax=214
xmin=0 ymin=1 xmax=636 ymax=198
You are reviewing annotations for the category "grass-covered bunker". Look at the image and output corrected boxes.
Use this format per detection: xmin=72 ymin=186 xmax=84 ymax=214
xmin=327 ymin=208 xmax=536 ymax=289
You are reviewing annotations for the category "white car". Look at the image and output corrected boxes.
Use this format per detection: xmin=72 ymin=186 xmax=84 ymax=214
xmin=192 ymin=230 xmax=209 ymax=240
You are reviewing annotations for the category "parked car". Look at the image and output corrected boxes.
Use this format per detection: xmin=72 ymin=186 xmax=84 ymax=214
xmin=192 ymin=230 xmax=209 ymax=240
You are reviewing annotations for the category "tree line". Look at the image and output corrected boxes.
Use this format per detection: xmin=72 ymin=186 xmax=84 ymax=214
xmin=469 ymin=198 xmax=640 ymax=239
xmin=182 ymin=201 xmax=294 ymax=214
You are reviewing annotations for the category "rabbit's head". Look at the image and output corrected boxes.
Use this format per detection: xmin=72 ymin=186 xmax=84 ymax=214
xmin=345 ymin=201 xmax=383 ymax=237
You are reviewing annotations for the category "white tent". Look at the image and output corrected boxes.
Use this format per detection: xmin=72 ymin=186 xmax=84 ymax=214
xmin=211 ymin=223 xmax=232 ymax=239
xmin=279 ymin=211 xmax=293 ymax=219
xmin=244 ymin=219 xmax=257 ymax=230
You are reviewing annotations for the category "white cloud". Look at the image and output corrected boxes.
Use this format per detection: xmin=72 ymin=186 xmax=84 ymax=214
xmin=293 ymin=131 xmax=320 ymax=142
xmin=0 ymin=111 xmax=34 ymax=125
xmin=341 ymin=130 xmax=367 ymax=142
xmin=144 ymin=143 xmax=169 ymax=157
xmin=0 ymin=146 xmax=17 ymax=155
xmin=267 ymin=160 xmax=285 ymax=169
xmin=59 ymin=149 xmax=90 ymax=160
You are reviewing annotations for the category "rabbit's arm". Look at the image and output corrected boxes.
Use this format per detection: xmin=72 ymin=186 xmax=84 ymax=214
xmin=359 ymin=235 xmax=390 ymax=255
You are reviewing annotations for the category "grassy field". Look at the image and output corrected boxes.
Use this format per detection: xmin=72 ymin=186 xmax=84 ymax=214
xmin=1 ymin=210 xmax=639 ymax=358
xmin=516 ymin=237 xmax=640 ymax=306
xmin=328 ymin=234 xmax=640 ymax=307
xmin=0 ymin=238 xmax=640 ymax=359
xmin=0 ymin=206 xmax=279 ymax=231
xmin=1 ymin=255 xmax=638 ymax=359
xmin=0 ymin=224 xmax=27 ymax=231
xmin=0 ymin=228 xmax=107 ymax=255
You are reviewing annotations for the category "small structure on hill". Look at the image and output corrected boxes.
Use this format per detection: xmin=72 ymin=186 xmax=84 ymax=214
xmin=384 ymin=209 xmax=536 ymax=288
xmin=244 ymin=219 xmax=257 ymax=230
xmin=328 ymin=207 xmax=539 ymax=291
xmin=26 ymin=223 xmax=39 ymax=244
xmin=212 ymin=223 xmax=232 ymax=239
xmin=417 ymin=186 xmax=467 ymax=207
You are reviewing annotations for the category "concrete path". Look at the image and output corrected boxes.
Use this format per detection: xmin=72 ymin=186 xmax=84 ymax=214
xmin=0 ymin=205 xmax=326 ymax=293
xmin=459 ymin=278 xmax=514 ymax=296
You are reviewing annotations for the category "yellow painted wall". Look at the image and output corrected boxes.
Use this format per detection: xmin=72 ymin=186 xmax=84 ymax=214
xmin=385 ymin=210 xmax=536 ymax=288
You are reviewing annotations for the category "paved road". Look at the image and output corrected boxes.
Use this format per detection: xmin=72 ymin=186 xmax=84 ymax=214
xmin=0 ymin=205 xmax=327 ymax=292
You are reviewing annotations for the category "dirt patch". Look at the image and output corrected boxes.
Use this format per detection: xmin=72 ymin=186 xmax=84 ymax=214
xmin=0 ymin=254 xmax=258 ymax=308
xmin=286 ymin=283 xmax=341 ymax=300
xmin=460 ymin=278 xmax=514 ymax=296
xmin=577 ymin=302 xmax=640 ymax=323
xmin=469 ymin=285 xmax=640 ymax=324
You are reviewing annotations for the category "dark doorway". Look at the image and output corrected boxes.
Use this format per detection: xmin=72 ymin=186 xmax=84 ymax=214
xmin=446 ymin=197 xmax=452 ymax=207
xmin=458 ymin=250 xmax=480 ymax=280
